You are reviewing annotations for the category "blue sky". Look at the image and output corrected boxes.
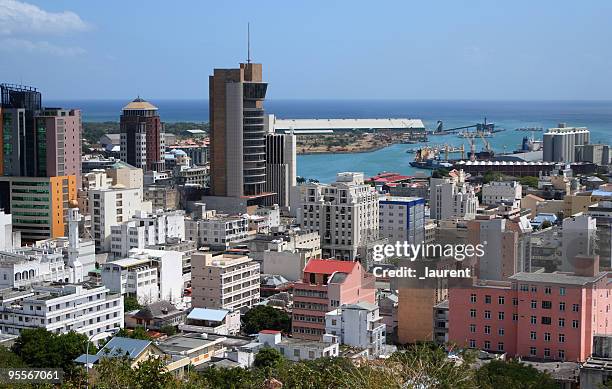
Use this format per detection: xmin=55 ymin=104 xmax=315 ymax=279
xmin=1 ymin=0 xmax=611 ymax=100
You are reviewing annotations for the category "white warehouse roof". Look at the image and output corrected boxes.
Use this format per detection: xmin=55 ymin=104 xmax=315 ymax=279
xmin=270 ymin=117 xmax=425 ymax=131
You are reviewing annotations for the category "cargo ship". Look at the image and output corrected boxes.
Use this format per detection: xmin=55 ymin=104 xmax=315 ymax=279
xmin=409 ymin=148 xmax=453 ymax=169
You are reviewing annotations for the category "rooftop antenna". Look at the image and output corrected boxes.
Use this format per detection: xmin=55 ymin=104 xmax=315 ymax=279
xmin=247 ymin=22 xmax=251 ymax=64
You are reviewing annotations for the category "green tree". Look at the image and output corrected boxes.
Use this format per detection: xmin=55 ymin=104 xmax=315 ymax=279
xmin=483 ymin=171 xmax=504 ymax=184
xmin=159 ymin=325 xmax=177 ymax=336
xmin=253 ymin=348 xmax=283 ymax=369
xmin=242 ymin=306 xmax=291 ymax=334
xmin=432 ymin=168 xmax=450 ymax=178
xmin=124 ymin=296 xmax=142 ymax=312
xmin=199 ymin=365 xmax=263 ymax=389
xmin=115 ymin=327 xmax=152 ymax=340
xmin=11 ymin=328 xmax=94 ymax=377
xmin=0 ymin=345 xmax=25 ymax=368
xmin=519 ymin=175 xmax=539 ymax=188
xmin=475 ymin=359 xmax=557 ymax=389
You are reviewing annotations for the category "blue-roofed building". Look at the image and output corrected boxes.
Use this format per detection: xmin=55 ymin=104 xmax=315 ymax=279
xmin=75 ymin=336 xmax=191 ymax=377
xmin=531 ymin=213 xmax=559 ymax=229
xmin=179 ymin=307 xmax=241 ymax=335
xmin=74 ymin=336 xmax=162 ymax=367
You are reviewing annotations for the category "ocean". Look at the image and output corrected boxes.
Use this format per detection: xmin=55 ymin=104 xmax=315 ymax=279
xmin=47 ymin=99 xmax=612 ymax=183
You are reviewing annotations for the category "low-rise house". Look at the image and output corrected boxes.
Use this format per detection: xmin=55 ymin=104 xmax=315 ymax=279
xmin=179 ymin=308 xmax=240 ymax=335
xmin=125 ymin=301 xmax=185 ymax=331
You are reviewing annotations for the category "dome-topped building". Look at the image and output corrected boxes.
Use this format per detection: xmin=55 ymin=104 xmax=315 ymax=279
xmin=119 ymin=97 xmax=164 ymax=171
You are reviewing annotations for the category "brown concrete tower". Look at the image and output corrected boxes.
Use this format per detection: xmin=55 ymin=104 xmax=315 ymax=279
xmin=209 ymin=63 xmax=268 ymax=198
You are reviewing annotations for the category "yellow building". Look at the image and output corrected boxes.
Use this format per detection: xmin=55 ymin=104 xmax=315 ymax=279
xmin=0 ymin=175 xmax=76 ymax=242
xmin=564 ymin=193 xmax=596 ymax=217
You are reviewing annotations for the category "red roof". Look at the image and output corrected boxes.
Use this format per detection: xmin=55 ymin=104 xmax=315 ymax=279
xmin=303 ymin=259 xmax=357 ymax=275
xmin=259 ymin=330 xmax=281 ymax=334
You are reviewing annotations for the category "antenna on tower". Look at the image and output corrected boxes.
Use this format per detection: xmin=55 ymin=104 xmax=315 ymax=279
xmin=247 ymin=22 xmax=251 ymax=64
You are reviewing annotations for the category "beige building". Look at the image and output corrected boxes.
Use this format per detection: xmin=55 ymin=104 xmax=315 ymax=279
xmin=564 ymin=193 xmax=596 ymax=217
xmin=106 ymin=161 xmax=144 ymax=191
xmin=191 ymin=252 xmax=260 ymax=311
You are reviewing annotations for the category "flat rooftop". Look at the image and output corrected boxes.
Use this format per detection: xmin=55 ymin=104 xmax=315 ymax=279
xmin=157 ymin=333 xmax=226 ymax=354
xmin=510 ymin=271 xmax=607 ymax=286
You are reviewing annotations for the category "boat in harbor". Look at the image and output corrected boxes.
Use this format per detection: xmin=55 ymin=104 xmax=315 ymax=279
xmin=409 ymin=148 xmax=453 ymax=169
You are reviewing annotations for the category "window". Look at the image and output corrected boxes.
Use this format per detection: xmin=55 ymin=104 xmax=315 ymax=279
xmin=484 ymin=325 xmax=491 ymax=334
xmin=544 ymin=348 xmax=550 ymax=358
xmin=559 ymin=318 xmax=565 ymax=327
xmin=469 ymin=324 xmax=476 ymax=333
xmin=470 ymin=309 xmax=476 ymax=318
xmin=498 ymin=342 xmax=504 ymax=351
xmin=469 ymin=339 xmax=476 ymax=348
xmin=531 ymin=316 xmax=537 ymax=324
xmin=498 ymin=312 xmax=505 ymax=320
xmin=530 ymin=285 xmax=538 ymax=292
xmin=470 ymin=294 xmax=477 ymax=303
xmin=512 ymin=313 xmax=518 ymax=321
xmin=484 ymin=341 xmax=491 ymax=350
xmin=558 ymin=334 xmax=565 ymax=343
xmin=520 ymin=284 xmax=529 ymax=292
xmin=558 ymin=350 xmax=565 ymax=359
xmin=512 ymin=298 xmax=518 ymax=306
xmin=559 ymin=302 xmax=565 ymax=311
xmin=531 ymin=300 xmax=537 ymax=309
xmin=498 ymin=328 xmax=505 ymax=336
xmin=572 ymin=320 xmax=579 ymax=328
xmin=530 ymin=347 xmax=537 ymax=356
xmin=559 ymin=287 xmax=566 ymax=296
xmin=484 ymin=310 xmax=491 ymax=319
xmin=541 ymin=301 xmax=552 ymax=309
xmin=541 ymin=317 xmax=552 ymax=325
xmin=293 ymin=349 xmax=300 ymax=357
xmin=498 ymin=296 xmax=505 ymax=305
xmin=544 ymin=286 xmax=552 ymax=294
xmin=485 ymin=295 xmax=491 ymax=304
xmin=530 ymin=331 xmax=537 ymax=340
xmin=544 ymin=332 xmax=551 ymax=341
xmin=572 ymin=304 xmax=579 ymax=312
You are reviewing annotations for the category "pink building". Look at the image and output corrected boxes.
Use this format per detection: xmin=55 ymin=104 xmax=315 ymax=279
xmin=449 ymin=260 xmax=611 ymax=362
xmin=292 ymin=259 xmax=376 ymax=340
xmin=36 ymin=108 xmax=82 ymax=187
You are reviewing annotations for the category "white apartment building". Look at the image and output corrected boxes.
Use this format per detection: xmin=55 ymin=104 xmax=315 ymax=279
xmin=258 ymin=231 xmax=321 ymax=281
xmin=586 ymin=200 xmax=612 ymax=269
xmin=324 ymin=302 xmax=386 ymax=357
xmin=297 ymin=172 xmax=379 ymax=260
xmin=101 ymin=249 xmax=184 ymax=305
xmin=561 ymin=214 xmax=597 ymax=273
xmin=258 ymin=330 xmax=339 ymax=362
xmin=481 ymin=181 xmax=522 ymax=208
xmin=191 ymin=252 xmax=260 ymax=311
xmin=0 ymin=210 xmax=19 ymax=251
xmin=429 ymin=172 xmax=478 ymax=221
xmin=543 ymin=125 xmax=590 ymax=163
xmin=185 ymin=210 xmax=249 ymax=250
xmin=110 ymin=210 xmax=185 ymax=258
xmin=250 ymin=205 xmax=281 ymax=233
xmin=89 ymin=186 xmax=151 ymax=252
xmin=379 ymin=196 xmax=425 ymax=246
xmin=0 ymin=248 xmax=82 ymax=289
xmin=0 ymin=283 xmax=124 ymax=336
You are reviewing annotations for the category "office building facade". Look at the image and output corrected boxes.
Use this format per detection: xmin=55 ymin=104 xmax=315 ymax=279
xmin=209 ymin=63 xmax=269 ymax=199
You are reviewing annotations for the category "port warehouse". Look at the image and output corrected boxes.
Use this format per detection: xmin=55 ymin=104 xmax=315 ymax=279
xmin=453 ymin=160 xmax=598 ymax=176
xmin=266 ymin=115 xmax=426 ymax=134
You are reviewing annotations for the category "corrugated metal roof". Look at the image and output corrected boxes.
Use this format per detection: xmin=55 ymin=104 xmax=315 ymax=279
xmin=187 ymin=308 xmax=229 ymax=322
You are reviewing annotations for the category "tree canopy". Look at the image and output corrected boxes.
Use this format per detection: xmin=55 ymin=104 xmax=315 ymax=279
xmin=475 ymin=359 xmax=558 ymax=389
xmin=242 ymin=306 xmax=291 ymax=335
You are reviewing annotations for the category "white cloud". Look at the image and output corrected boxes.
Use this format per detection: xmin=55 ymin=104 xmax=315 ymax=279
xmin=0 ymin=37 xmax=85 ymax=56
xmin=0 ymin=0 xmax=90 ymax=36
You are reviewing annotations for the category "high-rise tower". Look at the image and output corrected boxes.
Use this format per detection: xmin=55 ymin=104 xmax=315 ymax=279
xmin=120 ymin=97 xmax=164 ymax=172
xmin=209 ymin=63 xmax=268 ymax=199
